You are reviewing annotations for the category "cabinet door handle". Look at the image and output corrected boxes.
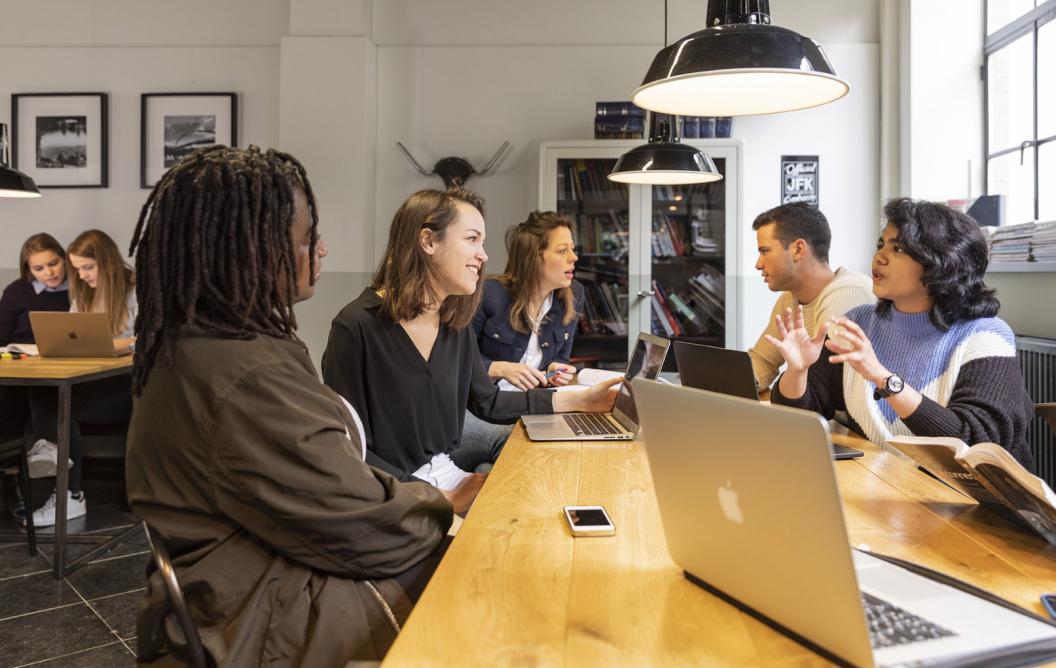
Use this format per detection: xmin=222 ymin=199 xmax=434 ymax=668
xmin=636 ymin=290 xmax=656 ymax=298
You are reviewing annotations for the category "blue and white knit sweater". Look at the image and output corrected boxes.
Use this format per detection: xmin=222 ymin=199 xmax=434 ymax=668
xmin=773 ymin=304 xmax=1035 ymax=468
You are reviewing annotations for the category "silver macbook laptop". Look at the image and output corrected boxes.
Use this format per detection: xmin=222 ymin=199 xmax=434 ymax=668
xmin=522 ymin=332 xmax=670 ymax=441
xmin=632 ymin=379 xmax=1056 ymax=668
xmin=30 ymin=311 xmax=121 ymax=358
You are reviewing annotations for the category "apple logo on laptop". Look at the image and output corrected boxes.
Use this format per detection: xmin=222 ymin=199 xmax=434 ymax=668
xmin=718 ymin=480 xmax=743 ymax=525
xmin=68 ymin=331 xmax=78 ymax=340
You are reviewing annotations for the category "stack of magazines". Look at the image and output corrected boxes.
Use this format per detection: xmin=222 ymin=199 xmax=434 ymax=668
xmin=988 ymin=222 xmax=1034 ymax=266
xmin=1030 ymin=221 xmax=1056 ymax=263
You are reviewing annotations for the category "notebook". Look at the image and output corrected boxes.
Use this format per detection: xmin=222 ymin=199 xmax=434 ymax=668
xmin=29 ymin=311 xmax=122 ymax=358
xmin=632 ymin=379 xmax=1056 ymax=668
xmin=522 ymin=332 xmax=669 ymax=441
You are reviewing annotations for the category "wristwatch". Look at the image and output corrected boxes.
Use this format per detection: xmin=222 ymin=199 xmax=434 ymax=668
xmin=873 ymin=374 xmax=905 ymax=400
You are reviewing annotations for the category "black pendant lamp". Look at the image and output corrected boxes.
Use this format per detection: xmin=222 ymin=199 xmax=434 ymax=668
xmin=609 ymin=114 xmax=722 ymax=185
xmin=0 ymin=124 xmax=41 ymax=198
xmin=632 ymin=0 xmax=849 ymax=117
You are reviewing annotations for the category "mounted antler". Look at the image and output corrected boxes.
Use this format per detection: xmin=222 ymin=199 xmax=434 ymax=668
xmin=396 ymin=141 xmax=511 ymax=189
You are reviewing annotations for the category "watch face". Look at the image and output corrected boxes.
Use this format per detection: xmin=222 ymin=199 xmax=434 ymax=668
xmin=887 ymin=375 xmax=904 ymax=393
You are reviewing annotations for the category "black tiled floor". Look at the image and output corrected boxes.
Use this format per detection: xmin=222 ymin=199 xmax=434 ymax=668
xmin=29 ymin=641 xmax=136 ymax=667
xmin=87 ymin=589 xmax=142 ymax=640
xmin=0 ymin=570 xmax=81 ymax=619
xmin=66 ymin=552 xmax=149 ymax=602
xmin=0 ymin=543 xmax=51 ymax=581
xmin=0 ymin=603 xmax=117 ymax=667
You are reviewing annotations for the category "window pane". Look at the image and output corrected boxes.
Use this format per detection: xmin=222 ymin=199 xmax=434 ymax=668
xmin=1040 ymin=18 xmax=1056 ymax=138
xmin=1041 ymin=142 xmax=1055 ymax=221
xmin=988 ymin=33 xmax=1035 ymax=153
xmin=988 ymin=149 xmax=1036 ymax=225
xmin=987 ymin=0 xmax=1035 ymax=35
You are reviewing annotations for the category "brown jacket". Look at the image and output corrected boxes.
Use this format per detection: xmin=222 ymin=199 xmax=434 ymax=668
xmin=126 ymin=330 xmax=452 ymax=666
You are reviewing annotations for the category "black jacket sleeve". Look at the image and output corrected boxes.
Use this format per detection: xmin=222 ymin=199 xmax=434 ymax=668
xmin=901 ymin=356 xmax=1035 ymax=468
xmin=554 ymin=281 xmax=585 ymax=365
xmin=471 ymin=291 xmax=495 ymax=371
xmin=0 ymin=282 xmax=20 ymax=347
xmin=771 ymin=347 xmax=846 ymax=421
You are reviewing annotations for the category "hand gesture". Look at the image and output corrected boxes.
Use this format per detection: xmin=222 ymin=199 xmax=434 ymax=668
xmin=491 ymin=361 xmax=549 ymax=390
xmin=764 ymin=305 xmax=828 ymax=373
xmin=824 ymin=317 xmax=889 ymax=383
xmin=545 ymin=362 xmax=576 ymax=387
xmin=440 ymin=472 xmax=487 ymax=514
xmin=571 ymin=376 xmax=622 ymax=413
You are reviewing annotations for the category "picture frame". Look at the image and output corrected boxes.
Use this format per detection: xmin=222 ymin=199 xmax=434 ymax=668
xmin=140 ymin=92 xmax=238 ymax=188
xmin=11 ymin=93 xmax=108 ymax=188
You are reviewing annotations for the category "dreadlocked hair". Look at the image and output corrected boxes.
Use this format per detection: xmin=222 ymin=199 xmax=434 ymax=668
xmin=128 ymin=145 xmax=319 ymax=396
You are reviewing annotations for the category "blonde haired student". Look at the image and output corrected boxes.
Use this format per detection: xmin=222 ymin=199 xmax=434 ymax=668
xmin=26 ymin=229 xmax=137 ymax=526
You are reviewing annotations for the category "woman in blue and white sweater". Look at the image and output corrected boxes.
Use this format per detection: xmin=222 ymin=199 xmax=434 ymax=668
xmin=770 ymin=198 xmax=1035 ymax=469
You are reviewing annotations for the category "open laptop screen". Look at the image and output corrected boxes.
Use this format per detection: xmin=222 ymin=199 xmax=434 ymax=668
xmin=613 ymin=335 xmax=667 ymax=425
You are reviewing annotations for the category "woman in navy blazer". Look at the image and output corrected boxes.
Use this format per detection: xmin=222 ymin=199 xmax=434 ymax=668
xmin=452 ymin=211 xmax=583 ymax=472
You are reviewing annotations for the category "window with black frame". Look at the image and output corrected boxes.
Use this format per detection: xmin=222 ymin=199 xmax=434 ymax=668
xmin=985 ymin=0 xmax=1056 ymax=225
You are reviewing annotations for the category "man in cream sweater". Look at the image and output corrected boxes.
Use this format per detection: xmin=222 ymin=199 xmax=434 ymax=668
xmin=749 ymin=202 xmax=875 ymax=390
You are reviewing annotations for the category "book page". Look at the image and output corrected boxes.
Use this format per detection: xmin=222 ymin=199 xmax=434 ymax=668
xmin=964 ymin=446 xmax=1056 ymax=545
xmin=0 ymin=343 xmax=39 ymax=356
xmin=886 ymin=436 xmax=998 ymax=504
xmin=961 ymin=443 xmax=1056 ymax=507
xmin=554 ymin=367 xmax=625 ymax=393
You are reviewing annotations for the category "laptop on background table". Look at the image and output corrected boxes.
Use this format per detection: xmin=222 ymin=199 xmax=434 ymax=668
xmin=632 ymin=379 xmax=1056 ymax=668
xmin=674 ymin=340 xmax=862 ymax=460
xmin=30 ymin=312 xmax=122 ymax=358
xmin=522 ymin=332 xmax=670 ymax=441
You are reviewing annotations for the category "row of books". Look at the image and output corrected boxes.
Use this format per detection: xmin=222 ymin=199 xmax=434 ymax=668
xmin=576 ymin=273 xmax=629 ymax=336
xmin=989 ymin=221 xmax=1056 ymax=265
xmin=594 ymin=101 xmax=733 ymax=140
xmin=557 ymin=159 xmax=627 ymax=202
xmin=652 ymin=216 xmax=689 ymax=257
xmin=648 ymin=268 xmax=726 ymax=338
xmin=651 ymin=213 xmax=724 ymax=258
xmin=571 ymin=211 xmax=629 ymax=259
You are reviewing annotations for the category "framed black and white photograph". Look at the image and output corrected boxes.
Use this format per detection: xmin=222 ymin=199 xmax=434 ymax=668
xmin=141 ymin=92 xmax=237 ymax=188
xmin=12 ymin=93 xmax=108 ymax=188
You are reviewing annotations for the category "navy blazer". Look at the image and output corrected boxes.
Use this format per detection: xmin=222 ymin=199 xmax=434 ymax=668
xmin=472 ymin=278 xmax=584 ymax=372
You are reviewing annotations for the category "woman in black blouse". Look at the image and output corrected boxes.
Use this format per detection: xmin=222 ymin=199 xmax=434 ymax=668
xmin=322 ymin=188 xmax=618 ymax=512
xmin=0 ymin=234 xmax=70 ymax=442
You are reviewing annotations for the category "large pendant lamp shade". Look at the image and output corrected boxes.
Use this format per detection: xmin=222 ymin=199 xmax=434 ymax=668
xmin=0 ymin=123 xmax=41 ymax=198
xmin=609 ymin=115 xmax=723 ymax=185
xmin=632 ymin=0 xmax=849 ymax=117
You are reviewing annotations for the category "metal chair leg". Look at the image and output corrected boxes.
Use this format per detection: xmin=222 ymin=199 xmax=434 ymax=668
xmin=18 ymin=443 xmax=35 ymax=556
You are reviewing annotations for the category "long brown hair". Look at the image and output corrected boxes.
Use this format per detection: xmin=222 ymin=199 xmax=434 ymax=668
xmin=497 ymin=211 xmax=578 ymax=334
xmin=68 ymin=229 xmax=135 ymax=336
xmin=19 ymin=233 xmax=66 ymax=282
xmin=372 ymin=188 xmax=485 ymax=329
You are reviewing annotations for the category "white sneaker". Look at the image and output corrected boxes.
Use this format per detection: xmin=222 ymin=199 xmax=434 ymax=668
xmin=26 ymin=439 xmax=73 ymax=479
xmin=25 ymin=490 xmax=87 ymax=528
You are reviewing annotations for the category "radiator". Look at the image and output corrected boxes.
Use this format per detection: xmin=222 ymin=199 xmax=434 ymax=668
xmin=1017 ymin=336 xmax=1056 ymax=487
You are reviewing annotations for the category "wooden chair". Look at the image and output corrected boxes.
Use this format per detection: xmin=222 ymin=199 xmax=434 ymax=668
xmin=142 ymin=523 xmax=208 ymax=668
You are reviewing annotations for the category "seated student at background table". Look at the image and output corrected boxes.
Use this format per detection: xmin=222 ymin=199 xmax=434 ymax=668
xmin=0 ymin=234 xmax=70 ymax=467
xmin=748 ymin=202 xmax=874 ymax=390
xmin=322 ymin=188 xmax=619 ymax=512
xmin=770 ymin=198 xmax=1035 ymax=468
xmin=126 ymin=146 xmax=452 ymax=666
xmin=25 ymin=229 xmax=138 ymax=526
xmin=451 ymin=210 xmax=584 ymax=473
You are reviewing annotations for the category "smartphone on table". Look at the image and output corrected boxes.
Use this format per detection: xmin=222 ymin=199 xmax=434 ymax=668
xmin=563 ymin=505 xmax=615 ymax=537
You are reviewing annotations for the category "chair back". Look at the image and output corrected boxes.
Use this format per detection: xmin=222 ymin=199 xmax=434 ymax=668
xmin=142 ymin=523 xmax=208 ymax=668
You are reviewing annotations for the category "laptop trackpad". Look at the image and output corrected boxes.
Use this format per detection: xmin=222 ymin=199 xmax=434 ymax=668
xmin=525 ymin=420 xmax=573 ymax=440
xmin=855 ymin=553 xmax=950 ymax=603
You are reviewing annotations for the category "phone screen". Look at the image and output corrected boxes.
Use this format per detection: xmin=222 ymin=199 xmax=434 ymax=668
xmin=567 ymin=508 xmax=611 ymax=527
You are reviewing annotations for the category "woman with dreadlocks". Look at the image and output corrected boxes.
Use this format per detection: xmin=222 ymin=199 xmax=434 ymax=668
xmin=125 ymin=146 xmax=451 ymax=666
xmin=322 ymin=189 xmax=619 ymax=513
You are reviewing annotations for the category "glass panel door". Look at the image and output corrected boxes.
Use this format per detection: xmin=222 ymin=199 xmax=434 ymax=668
xmin=648 ymin=159 xmax=727 ymax=367
xmin=557 ymin=158 xmax=630 ymax=369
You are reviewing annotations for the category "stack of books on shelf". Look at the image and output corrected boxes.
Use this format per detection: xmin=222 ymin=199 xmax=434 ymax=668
xmin=594 ymin=101 xmax=645 ymax=139
xmin=988 ymin=222 xmax=1048 ymax=266
xmin=680 ymin=116 xmax=733 ymax=139
xmin=572 ymin=210 xmax=629 ymax=260
xmin=559 ymin=159 xmax=629 ymax=202
xmin=575 ymin=268 xmax=628 ymax=336
xmin=652 ymin=215 xmax=688 ymax=257
xmin=1030 ymin=221 xmax=1056 ymax=263
xmin=647 ymin=268 xmax=725 ymax=339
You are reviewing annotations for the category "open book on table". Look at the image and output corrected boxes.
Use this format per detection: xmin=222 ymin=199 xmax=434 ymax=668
xmin=0 ymin=343 xmax=39 ymax=356
xmin=887 ymin=435 xmax=1056 ymax=545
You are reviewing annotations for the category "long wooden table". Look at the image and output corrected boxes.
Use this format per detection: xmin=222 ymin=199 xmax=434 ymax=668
xmin=0 ymin=356 xmax=134 ymax=577
xmin=383 ymin=423 xmax=1056 ymax=666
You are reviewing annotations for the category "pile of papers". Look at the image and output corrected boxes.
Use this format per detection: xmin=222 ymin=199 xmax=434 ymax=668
xmin=1030 ymin=221 xmax=1056 ymax=263
xmin=989 ymin=223 xmax=1034 ymax=266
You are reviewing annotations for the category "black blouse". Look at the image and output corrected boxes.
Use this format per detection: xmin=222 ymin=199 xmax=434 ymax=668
xmin=322 ymin=288 xmax=554 ymax=482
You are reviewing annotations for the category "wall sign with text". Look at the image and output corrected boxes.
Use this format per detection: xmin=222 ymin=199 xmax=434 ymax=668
xmin=781 ymin=155 xmax=819 ymax=206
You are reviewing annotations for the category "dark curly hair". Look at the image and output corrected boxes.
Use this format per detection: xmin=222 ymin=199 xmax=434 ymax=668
xmin=876 ymin=198 xmax=999 ymax=329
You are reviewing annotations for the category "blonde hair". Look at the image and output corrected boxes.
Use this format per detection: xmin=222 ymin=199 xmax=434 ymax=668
xmin=68 ymin=230 xmax=135 ymax=336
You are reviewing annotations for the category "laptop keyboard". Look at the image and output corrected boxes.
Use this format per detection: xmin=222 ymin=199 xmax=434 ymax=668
xmin=563 ymin=413 xmax=623 ymax=436
xmin=863 ymin=592 xmax=957 ymax=649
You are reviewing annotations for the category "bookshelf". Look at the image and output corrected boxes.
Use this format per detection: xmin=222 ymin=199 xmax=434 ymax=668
xmin=540 ymin=140 xmax=742 ymax=368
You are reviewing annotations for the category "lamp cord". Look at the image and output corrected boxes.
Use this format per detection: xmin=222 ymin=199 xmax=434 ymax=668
xmin=663 ymin=0 xmax=668 ymax=47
